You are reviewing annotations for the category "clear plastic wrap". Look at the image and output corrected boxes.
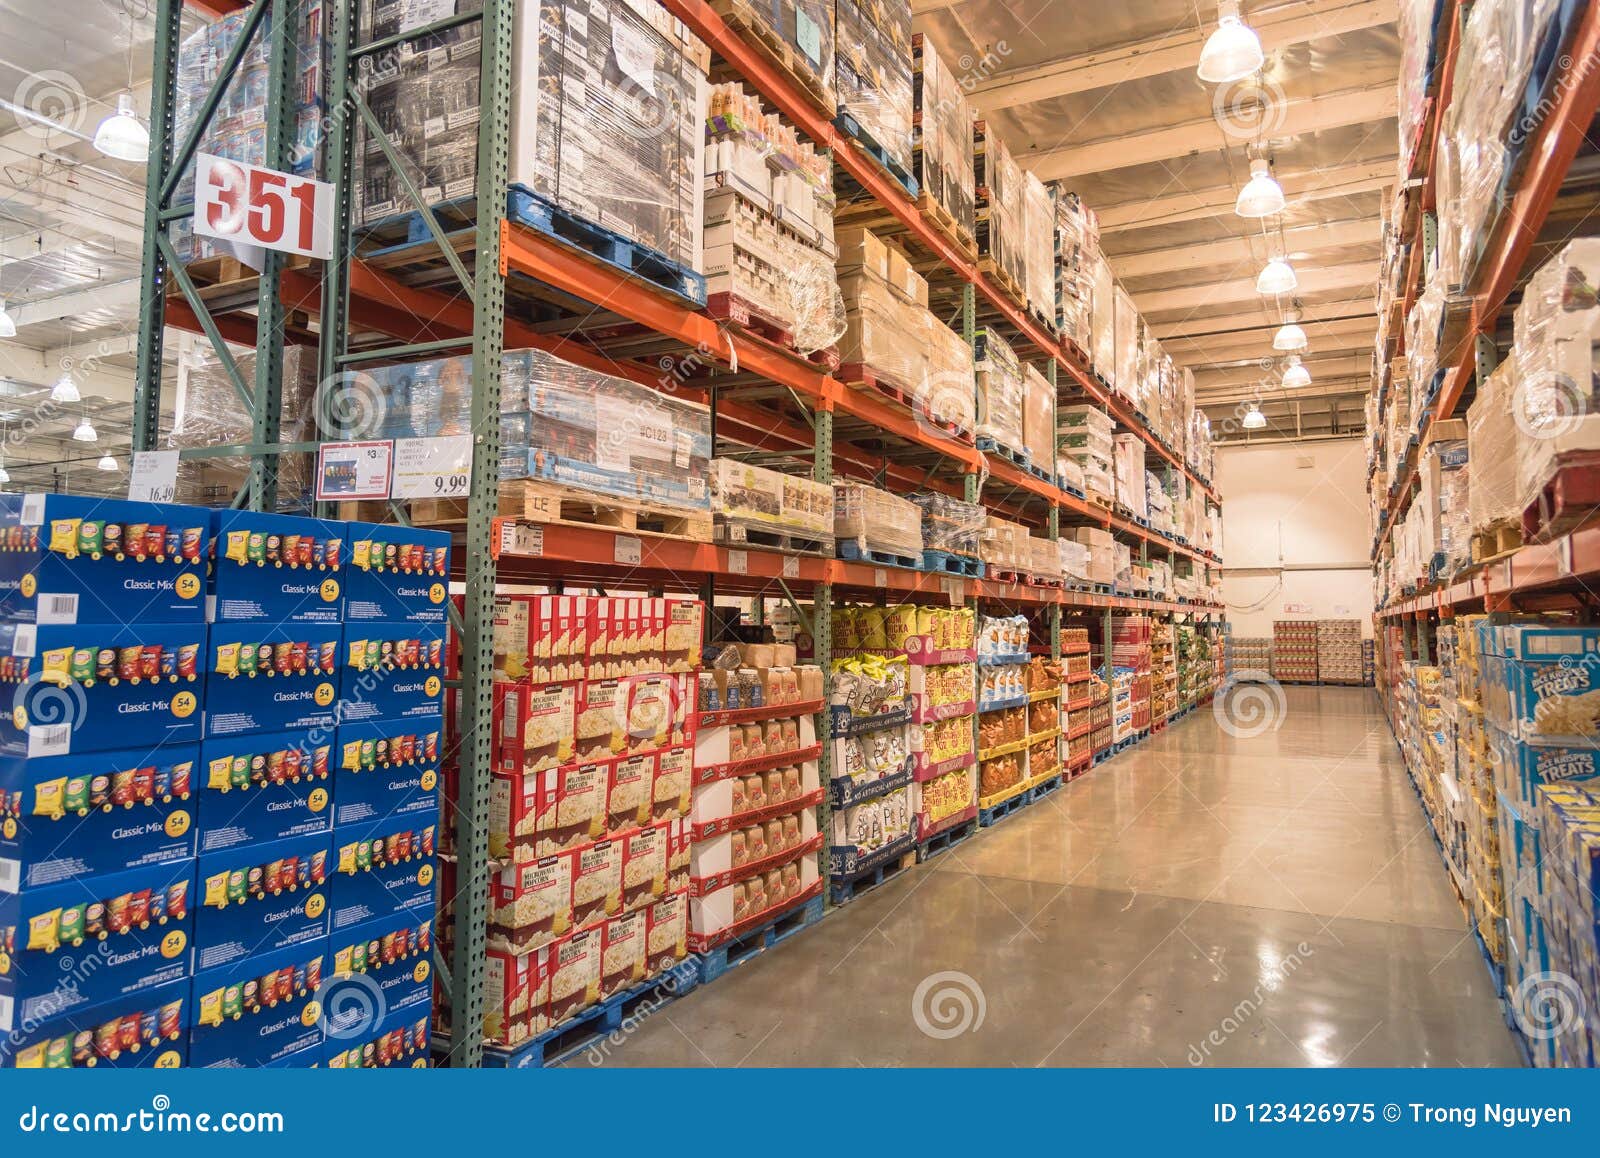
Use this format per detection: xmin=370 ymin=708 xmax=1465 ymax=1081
xmin=1054 ymin=192 xmax=1098 ymax=349
xmin=1466 ymin=355 xmax=1520 ymax=531
xmin=834 ymin=0 xmax=912 ymax=175
xmin=909 ymin=493 xmax=985 ymax=557
xmin=711 ymin=460 xmax=835 ymax=538
xmin=1022 ymin=363 xmax=1054 ymax=471
xmin=1027 ymin=535 xmax=1061 ymax=581
xmin=1057 ymin=538 xmax=1090 ymax=582
xmin=1113 ymin=434 xmax=1147 ymax=519
xmin=738 ymin=0 xmax=835 ymax=108
xmin=1022 ymin=173 xmax=1053 ymax=317
xmin=1113 ymin=285 xmax=1138 ymax=404
xmin=980 ymin=517 xmax=1028 ymax=572
xmin=1396 ymin=0 xmax=1442 ymax=174
xmin=834 ymin=482 xmax=924 ymax=558
xmin=706 ymin=82 xmax=836 ymax=249
xmin=975 ymin=123 xmax=1024 ymax=292
xmin=1090 ymin=253 xmax=1117 ymax=385
xmin=911 ymin=35 xmax=976 ymax=243
xmin=1436 ymin=440 xmax=1470 ymax=572
xmin=973 ymin=327 xmax=1024 ymax=451
xmin=1054 ymin=456 xmax=1085 ymax=493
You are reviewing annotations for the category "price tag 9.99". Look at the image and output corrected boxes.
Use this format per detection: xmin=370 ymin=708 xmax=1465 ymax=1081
xmin=194 ymin=153 xmax=334 ymax=259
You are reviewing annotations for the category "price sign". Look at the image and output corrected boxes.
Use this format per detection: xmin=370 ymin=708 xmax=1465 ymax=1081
xmin=194 ymin=153 xmax=334 ymax=259
xmin=127 ymin=451 xmax=179 ymax=503
xmin=315 ymin=440 xmax=393 ymax=501
xmin=943 ymin=577 xmax=965 ymax=605
xmin=727 ymin=550 xmax=748 ymax=575
xmin=614 ymin=535 xmax=642 ymax=566
xmin=497 ymin=523 xmax=543 ymax=557
xmin=782 ymin=554 xmax=799 ymax=579
xmin=873 ymin=568 xmax=888 ymax=588
xmin=392 ymin=435 xmax=472 ymax=499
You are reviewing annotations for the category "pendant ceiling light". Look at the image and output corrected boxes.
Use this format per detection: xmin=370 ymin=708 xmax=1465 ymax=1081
xmin=51 ymin=372 xmax=80 ymax=404
xmin=72 ymin=416 xmax=97 ymax=443
xmin=1198 ymin=0 xmax=1264 ymax=84
xmin=1273 ymin=304 xmax=1309 ymax=352
xmin=1281 ymin=355 xmax=1312 ymax=388
xmin=97 ymin=453 xmax=118 ymax=472
xmin=1235 ymin=158 xmax=1285 ymax=219
xmin=1256 ymin=255 xmax=1297 ymax=296
xmin=94 ymin=4 xmax=149 ymax=163
xmin=1242 ymin=404 xmax=1267 ymax=430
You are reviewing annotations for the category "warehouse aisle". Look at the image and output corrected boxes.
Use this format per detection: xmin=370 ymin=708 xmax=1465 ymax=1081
xmin=592 ymin=687 xmax=1521 ymax=1067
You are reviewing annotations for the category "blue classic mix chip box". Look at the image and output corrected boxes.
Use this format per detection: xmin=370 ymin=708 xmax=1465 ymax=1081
xmin=187 ymin=939 xmax=327 ymax=1068
xmin=196 ymin=730 xmax=335 ymax=854
xmin=324 ymin=998 xmax=430 ymax=1068
xmin=0 ymin=622 xmax=206 ymax=757
xmin=324 ymin=908 xmax=434 ymax=1041
xmin=0 ymin=859 xmax=195 ymax=1026
xmin=0 ymin=747 xmax=198 ymax=889
xmin=193 ymin=832 xmax=332 ymax=973
xmin=337 ymin=622 xmax=446 ymax=725
xmin=332 ymin=719 xmax=441 ymax=827
xmin=0 ymin=494 xmax=210 ymax=625
xmin=210 ymin=511 xmax=347 ymax=625
xmin=203 ymin=622 xmax=342 ymax=738
xmin=1 ymin=975 xmax=191 ymax=1068
xmin=328 ymin=814 xmax=436 ymax=933
xmin=343 ymin=523 xmax=450 ymax=625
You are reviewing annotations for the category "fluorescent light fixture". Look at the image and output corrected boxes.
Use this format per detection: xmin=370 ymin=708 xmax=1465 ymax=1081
xmin=93 ymin=92 xmax=150 ymax=163
xmin=50 ymin=373 xmax=80 ymax=404
xmin=1282 ymin=355 xmax=1311 ymax=388
xmin=1198 ymin=0 xmax=1264 ymax=84
xmin=1235 ymin=158 xmax=1285 ymax=219
xmin=1256 ymin=256 xmax=1297 ymax=295
xmin=72 ymin=417 xmax=97 ymax=443
xmin=1242 ymin=404 xmax=1267 ymax=430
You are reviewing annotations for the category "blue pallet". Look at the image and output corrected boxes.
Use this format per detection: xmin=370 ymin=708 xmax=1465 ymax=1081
xmin=829 ymin=834 xmax=918 ymax=903
xmin=836 ymin=539 xmax=923 ymax=570
xmin=978 ymin=788 xmax=1032 ymax=828
xmin=477 ymin=961 xmax=700 ymax=1068
xmin=833 ymin=111 xmax=919 ymax=200
xmin=1060 ymin=481 xmax=1086 ymax=500
xmin=976 ymin=438 xmax=1031 ymax=472
xmin=916 ymin=816 xmax=978 ymax=863
xmin=977 ymin=694 xmax=1028 ymax=713
xmin=922 ymin=548 xmax=984 ymax=577
xmin=692 ymin=894 xmax=826 ymax=986
xmin=1030 ymin=774 xmax=1064 ymax=802
xmin=977 ymin=651 xmax=1030 ymax=667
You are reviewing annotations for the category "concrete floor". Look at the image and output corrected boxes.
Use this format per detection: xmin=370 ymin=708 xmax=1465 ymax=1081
xmin=589 ymin=686 xmax=1524 ymax=1067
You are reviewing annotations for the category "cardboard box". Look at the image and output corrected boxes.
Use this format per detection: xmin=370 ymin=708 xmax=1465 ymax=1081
xmin=210 ymin=510 xmax=347 ymax=624
xmin=325 ymin=910 xmax=434 ymax=1040
xmin=546 ymin=925 xmax=602 ymax=1027
xmin=203 ymin=623 xmax=342 ymax=738
xmin=328 ymin=815 xmax=436 ymax=932
xmin=188 ymin=939 xmax=326 ymax=1067
xmin=491 ymin=681 xmax=576 ymax=774
xmin=644 ymin=890 xmax=687 ymax=975
xmin=0 ymin=746 xmax=198 ymax=888
xmin=338 ymin=622 xmax=446 ymax=726
xmin=651 ymin=744 xmax=691 ymax=822
xmin=489 ymin=850 xmax=574 ymax=953
xmin=194 ymin=833 xmax=331 ymax=973
xmin=570 ymin=838 xmax=621 ymax=929
xmin=599 ymin=909 xmax=645 ymax=996
xmin=483 ymin=943 xmax=551 ymax=1047
xmin=1 ymin=975 xmax=190 ymax=1068
xmin=343 ymin=522 xmax=451 ymax=624
xmin=333 ymin=720 xmax=441 ymax=827
xmin=0 ymin=622 xmax=207 ymax=757
xmin=323 ymin=999 xmax=429 ymax=1068
xmin=196 ymin=730 xmax=333 ymax=853
xmin=620 ymin=821 xmax=669 ymax=911
xmin=0 ymin=494 xmax=210 ymax=625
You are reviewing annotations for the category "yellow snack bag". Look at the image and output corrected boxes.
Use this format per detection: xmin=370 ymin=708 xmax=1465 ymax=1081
xmin=225 ymin=530 xmax=250 ymax=564
xmin=26 ymin=910 xmax=61 ymax=952
xmin=207 ymin=757 xmax=234 ymax=791
xmin=40 ymin=648 xmax=71 ymax=685
xmin=347 ymin=641 xmax=368 ymax=670
xmin=214 ymin=643 xmax=239 ymax=677
xmin=203 ymin=871 xmax=229 ymax=909
xmin=351 ymin=540 xmax=372 ymax=570
xmin=14 ymin=1043 xmax=46 ymax=1068
xmin=48 ymin=519 xmax=82 ymax=559
xmin=338 ymin=841 xmax=358 ymax=874
xmin=342 ymin=741 xmax=363 ymax=771
xmin=31 ymin=778 xmax=67 ymax=819
xmin=197 ymin=986 xmax=224 ymax=1028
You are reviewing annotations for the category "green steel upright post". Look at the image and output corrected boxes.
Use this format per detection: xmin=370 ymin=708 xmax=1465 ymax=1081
xmin=132 ymin=0 xmax=183 ymax=452
xmin=1047 ymin=361 xmax=1060 ymax=662
xmin=317 ymin=0 xmax=356 ymax=436
xmin=447 ymin=0 xmax=514 ymax=1068
xmin=813 ymin=399 xmax=833 ymax=866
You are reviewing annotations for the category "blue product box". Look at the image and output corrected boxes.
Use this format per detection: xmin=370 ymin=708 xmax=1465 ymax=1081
xmin=332 ymin=720 xmax=442 ymax=827
xmin=210 ymin=510 xmax=347 ymax=624
xmin=324 ymin=908 xmax=435 ymax=1039
xmin=343 ymin=523 xmax=451 ymax=625
xmin=187 ymin=939 xmax=327 ymax=1068
xmin=328 ymin=815 xmax=437 ymax=934
xmin=196 ymin=730 xmax=335 ymax=853
xmin=1477 ymin=623 xmax=1600 ymax=745
xmin=0 ymin=747 xmax=198 ymax=889
xmin=203 ymin=622 xmax=342 ymax=738
xmin=337 ymin=622 xmax=446 ymax=726
xmin=0 ymin=622 xmax=206 ymax=757
xmin=0 ymin=859 xmax=195 ymax=1028
xmin=193 ymin=832 xmax=332 ymax=974
xmin=1 ymin=976 xmax=191 ymax=1068
xmin=324 ymin=997 xmax=430 ymax=1068
xmin=0 ymin=494 xmax=210 ymax=625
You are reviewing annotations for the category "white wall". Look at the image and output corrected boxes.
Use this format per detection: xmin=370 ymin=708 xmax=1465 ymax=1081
xmin=1216 ymin=436 xmax=1374 ymax=640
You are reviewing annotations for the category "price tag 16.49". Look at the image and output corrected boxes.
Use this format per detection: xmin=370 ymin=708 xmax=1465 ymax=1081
xmin=127 ymin=450 xmax=180 ymax=503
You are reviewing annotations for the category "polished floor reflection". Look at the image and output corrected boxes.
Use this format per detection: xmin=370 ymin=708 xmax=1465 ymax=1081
xmin=590 ymin=687 xmax=1522 ymax=1067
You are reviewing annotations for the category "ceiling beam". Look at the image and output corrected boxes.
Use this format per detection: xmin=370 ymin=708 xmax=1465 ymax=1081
xmin=10 ymin=278 xmax=141 ymax=327
xmin=1152 ymin=298 xmax=1375 ymax=340
xmin=0 ymin=224 xmax=133 ymax=268
xmin=1135 ymin=261 xmax=1376 ymax=315
xmin=0 ymin=173 xmax=146 ymax=250
xmin=1198 ymin=383 xmax=1369 ymax=409
xmin=1164 ymin=316 xmax=1378 ymax=364
xmin=1194 ymin=352 xmax=1370 ymax=391
xmin=1096 ymin=158 xmax=1393 ymax=234
xmin=1026 ymin=84 xmax=1396 ymax=181
xmin=0 ymin=341 xmax=136 ymax=400
xmin=968 ymin=0 xmax=1394 ymax=111
xmin=1114 ymin=218 xmax=1378 ymax=280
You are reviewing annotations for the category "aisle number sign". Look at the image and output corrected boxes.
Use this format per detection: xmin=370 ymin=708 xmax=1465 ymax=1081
xmin=193 ymin=153 xmax=334 ymax=260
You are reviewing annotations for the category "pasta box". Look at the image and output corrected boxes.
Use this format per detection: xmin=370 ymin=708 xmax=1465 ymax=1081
xmin=326 ymin=907 xmax=434 ymax=1024
xmin=195 ymin=729 xmax=334 ymax=853
xmin=193 ymin=832 xmax=332 ymax=974
xmin=342 ymin=522 xmax=450 ymax=625
xmin=337 ymin=622 xmax=446 ymax=726
xmin=1 ymin=975 xmax=191 ymax=1069
xmin=327 ymin=815 xmax=437 ymax=932
xmin=187 ymin=939 xmax=326 ymax=1068
xmin=0 ymin=859 xmax=195 ymax=1028
xmin=0 ymin=746 xmax=198 ymax=889
xmin=0 ymin=494 xmax=209 ymax=625
xmin=202 ymin=623 xmax=342 ymax=738
xmin=332 ymin=719 xmax=441 ymax=827
xmin=0 ymin=622 xmax=206 ymax=757
xmin=209 ymin=510 xmax=347 ymax=625
xmin=323 ymin=999 xmax=430 ymax=1068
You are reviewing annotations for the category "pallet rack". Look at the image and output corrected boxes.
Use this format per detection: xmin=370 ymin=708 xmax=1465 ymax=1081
xmin=131 ymin=0 xmax=1225 ymax=1066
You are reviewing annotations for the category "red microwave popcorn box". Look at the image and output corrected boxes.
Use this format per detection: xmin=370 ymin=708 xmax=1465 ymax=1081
xmin=488 ymin=850 xmax=574 ymax=954
xmin=489 ymin=595 xmax=529 ymax=681
xmin=587 ymin=599 xmax=614 ymax=679
xmin=621 ymin=599 xmax=643 ymax=675
xmin=483 ymin=944 xmax=551 ymax=1048
xmin=570 ymin=839 xmax=620 ymax=930
xmin=646 ymin=597 xmax=666 ymax=664
xmin=620 ymin=822 xmax=668 ymax=911
xmin=492 ymin=682 xmax=576 ymax=774
xmin=606 ymin=753 xmax=654 ymax=835
xmin=622 ymin=673 xmax=683 ymax=755
xmin=664 ymin=599 xmax=703 ymax=671
xmin=546 ymin=762 xmax=607 ymax=855
xmin=666 ymin=818 xmax=690 ymax=892
xmin=651 ymin=744 xmax=691 ymax=821
xmin=547 ymin=926 xmax=601 ymax=1027
xmin=644 ymin=891 xmax=688 ymax=975
xmin=599 ymin=910 xmax=645 ymax=998
xmin=576 ymin=679 xmax=624 ymax=760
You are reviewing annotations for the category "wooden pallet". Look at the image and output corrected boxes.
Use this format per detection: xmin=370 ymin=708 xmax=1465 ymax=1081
xmin=1522 ymin=454 xmax=1600 ymax=543
xmin=915 ymin=190 xmax=978 ymax=261
xmin=1084 ymin=492 xmax=1114 ymax=512
xmin=707 ymin=0 xmax=835 ymax=118
xmin=977 ymin=257 xmax=1027 ymax=313
xmin=702 ymin=291 xmax=841 ymax=373
xmin=170 ymin=251 xmax=314 ymax=296
xmin=837 ymin=362 xmax=975 ymax=443
xmin=1470 ymin=520 xmax=1523 ymax=563
xmin=412 ymin=480 xmax=712 ymax=542
xmin=712 ymin=517 xmax=833 ymax=557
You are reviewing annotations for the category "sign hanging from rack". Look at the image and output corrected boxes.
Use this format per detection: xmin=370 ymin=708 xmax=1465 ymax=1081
xmin=392 ymin=435 xmax=472 ymax=499
xmin=193 ymin=153 xmax=334 ymax=260
xmin=127 ymin=450 xmax=179 ymax=503
xmin=315 ymin=440 xmax=393 ymax=502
